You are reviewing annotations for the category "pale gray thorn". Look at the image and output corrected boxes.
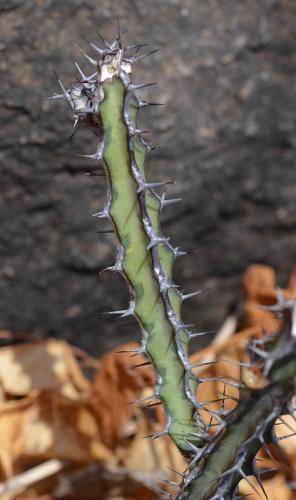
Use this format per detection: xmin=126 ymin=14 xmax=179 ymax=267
xmin=138 ymin=100 xmax=165 ymax=108
xmin=249 ymin=345 xmax=268 ymax=359
xmin=128 ymin=48 xmax=160 ymax=64
xmin=183 ymin=439 xmax=201 ymax=456
xmin=238 ymin=468 xmax=261 ymax=497
xmin=146 ymin=236 xmax=170 ymax=250
xmin=137 ymin=181 xmax=166 ymax=193
xmin=188 ymin=445 xmax=207 ymax=468
xmin=76 ymin=141 xmax=103 ymax=160
xmin=199 ymin=377 xmax=244 ymax=389
xmin=189 ymin=330 xmax=216 ymax=339
xmin=161 ymin=196 xmax=182 ymax=208
xmin=89 ymin=41 xmax=104 ymax=55
xmin=124 ymin=43 xmax=150 ymax=53
xmin=160 ymin=478 xmax=179 ymax=487
xmin=163 ymin=282 xmax=179 ymax=292
xmin=101 ymin=303 xmax=134 ymax=317
xmin=77 ymin=153 xmax=102 ymax=160
xmin=73 ymin=43 xmax=97 ymax=65
xmin=128 ymin=81 xmax=158 ymax=91
xmin=99 ymin=262 xmax=122 ymax=274
xmin=101 ymin=309 xmax=126 ymax=315
xmin=118 ymin=300 xmax=135 ymax=318
xmin=219 ymin=463 xmax=241 ymax=482
xmin=180 ymin=290 xmax=205 ymax=301
xmin=74 ymin=61 xmax=87 ymax=79
xmin=218 ymin=358 xmax=253 ymax=368
xmin=275 ymin=286 xmax=286 ymax=305
xmin=98 ymin=266 xmax=120 ymax=275
xmin=176 ymin=323 xmax=195 ymax=329
xmin=128 ymin=126 xmax=150 ymax=136
xmin=44 ymin=93 xmax=65 ymax=101
xmin=173 ymin=247 xmax=187 ymax=258
xmin=92 ymin=207 xmax=110 ymax=219
xmin=54 ymin=75 xmax=74 ymax=109
xmin=190 ymin=360 xmax=218 ymax=370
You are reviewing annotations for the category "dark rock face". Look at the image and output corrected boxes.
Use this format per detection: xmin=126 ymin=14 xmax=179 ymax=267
xmin=1 ymin=0 xmax=295 ymax=355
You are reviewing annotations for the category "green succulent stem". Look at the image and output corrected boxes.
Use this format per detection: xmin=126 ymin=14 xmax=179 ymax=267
xmin=182 ymin=353 xmax=296 ymax=499
xmin=99 ymin=75 xmax=202 ymax=453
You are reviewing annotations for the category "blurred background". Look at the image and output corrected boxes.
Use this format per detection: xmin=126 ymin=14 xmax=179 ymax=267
xmin=1 ymin=0 xmax=295 ymax=356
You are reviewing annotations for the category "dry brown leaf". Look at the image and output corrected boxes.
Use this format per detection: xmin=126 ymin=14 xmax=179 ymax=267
xmin=238 ymin=473 xmax=294 ymax=499
xmin=242 ymin=265 xmax=276 ymax=303
xmin=91 ymin=343 xmax=155 ymax=449
xmin=0 ymin=340 xmax=90 ymax=400
xmin=273 ymin=409 xmax=296 ymax=480
xmin=240 ymin=265 xmax=280 ymax=332
xmin=0 ymin=393 xmax=39 ymax=479
xmin=287 ymin=268 xmax=296 ymax=297
xmin=121 ymin=398 xmax=185 ymax=480
xmin=19 ymin=391 xmax=112 ymax=466
xmin=0 ymin=391 xmax=112 ymax=481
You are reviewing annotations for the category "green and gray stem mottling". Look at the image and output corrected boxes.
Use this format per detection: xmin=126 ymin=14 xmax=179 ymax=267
xmin=179 ymin=304 xmax=296 ymax=499
xmin=50 ymin=34 xmax=205 ymax=454
xmin=49 ymin=31 xmax=296 ymax=499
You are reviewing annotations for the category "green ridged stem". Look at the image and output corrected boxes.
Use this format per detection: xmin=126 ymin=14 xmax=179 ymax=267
xmin=100 ymin=77 xmax=202 ymax=453
xmin=182 ymin=352 xmax=296 ymax=499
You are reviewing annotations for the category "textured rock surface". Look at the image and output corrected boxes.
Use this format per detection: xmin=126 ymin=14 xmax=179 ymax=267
xmin=1 ymin=0 xmax=295 ymax=354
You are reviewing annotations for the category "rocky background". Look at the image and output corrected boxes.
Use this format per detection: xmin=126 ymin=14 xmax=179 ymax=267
xmin=1 ymin=0 xmax=295 ymax=355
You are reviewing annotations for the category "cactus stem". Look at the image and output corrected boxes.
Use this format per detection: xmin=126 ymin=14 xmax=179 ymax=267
xmin=53 ymin=32 xmax=210 ymax=457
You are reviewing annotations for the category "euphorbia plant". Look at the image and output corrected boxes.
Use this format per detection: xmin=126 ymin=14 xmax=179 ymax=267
xmin=49 ymin=29 xmax=296 ymax=499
